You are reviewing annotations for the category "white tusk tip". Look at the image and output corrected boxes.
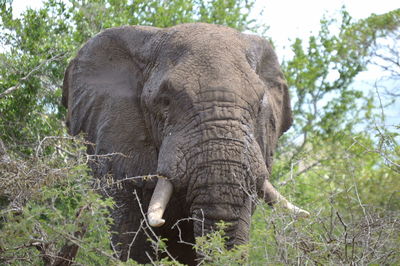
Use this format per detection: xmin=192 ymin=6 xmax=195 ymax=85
xmin=296 ymin=209 xmax=310 ymax=218
xmin=148 ymin=214 xmax=166 ymax=227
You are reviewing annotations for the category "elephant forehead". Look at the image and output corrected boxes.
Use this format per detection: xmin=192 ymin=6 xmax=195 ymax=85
xmin=155 ymin=24 xmax=248 ymax=66
xmin=159 ymin=63 xmax=264 ymax=120
xmin=168 ymin=23 xmax=244 ymax=48
xmin=170 ymin=61 xmax=264 ymax=105
xmin=149 ymin=24 xmax=266 ymax=109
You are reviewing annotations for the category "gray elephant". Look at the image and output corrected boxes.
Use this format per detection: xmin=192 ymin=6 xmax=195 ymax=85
xmin=62 ymin=23 xmax=308 ymax=265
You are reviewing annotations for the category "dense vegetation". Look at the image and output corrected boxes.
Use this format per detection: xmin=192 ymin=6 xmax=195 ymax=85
xmin=1 ymin=0 xmax=399 ymax=264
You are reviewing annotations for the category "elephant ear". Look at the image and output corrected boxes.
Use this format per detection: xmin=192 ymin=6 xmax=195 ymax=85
xmin=62 ymin=26 xmax=160 ymax=180
xmin=244 ymin=34 xmax=293 ymax=169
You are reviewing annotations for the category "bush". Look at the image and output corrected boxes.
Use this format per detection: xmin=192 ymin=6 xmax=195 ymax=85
xmin=0 ymin=138 xmax=116 ymax=265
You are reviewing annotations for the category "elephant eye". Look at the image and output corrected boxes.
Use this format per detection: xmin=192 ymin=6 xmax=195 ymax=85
xmin=155 ymin=79 xmax=174 ymax=108
xmin=152 ymin=94 xmax=171 ymax=108
xmin=153 ymin=95 xmax=171 ymax=120
xmin=160 ymin=96 xmax=170 ymax=107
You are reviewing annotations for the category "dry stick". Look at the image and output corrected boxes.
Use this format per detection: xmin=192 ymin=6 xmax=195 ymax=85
xmin=279 ymin=160 xmax=321 ymax=186
xmin=171 ymin=217 xmax=201 ymax=247
xmin=132 ymin=190 xmax=178 ymax=264
xmin=35 ymin=136 xmax=82 ymax=158
xmin=51 ymin=205 xmax=91 ymax=266
xmin=356 ymin=137 xmax=400 ymax=170
xmin=0 ymin=53 xmax=65 ymax=99
xmin=351 ymin=85 xmax=400 ymax=170
xmin=367 ymin=208 xmax=399 ymax=263
xmin=49 ymin=224 xmax=118 ymax=263
xmin=109 ymin=239 xmax=118 ymax=259
xmin=0 ymin=139 xmax=11 ymax=163
xmin=55 ymin=145 xmax=77 ymax=158
xmin=375 ymin=82 xmax=386 ymax=122
xmin=352 ymin=182 xmax=371 ymax=265
xmin=336 ymin=211 xmax=348 ymax=263
xmin=101 ymin=175 xmax=159 ymax=190
xmin=170 ymin=210 xmax=207 ymax=262
xmin=126 ymin=219 xmax=146 ymax=260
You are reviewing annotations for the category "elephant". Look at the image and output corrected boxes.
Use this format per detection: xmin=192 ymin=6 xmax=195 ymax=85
xmin=62 ymin=23 xmax=308 ymax=265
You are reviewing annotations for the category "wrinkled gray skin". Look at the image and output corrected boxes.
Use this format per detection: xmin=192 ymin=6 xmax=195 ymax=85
xmin=63 ymin=23 xmax=292 ymax=265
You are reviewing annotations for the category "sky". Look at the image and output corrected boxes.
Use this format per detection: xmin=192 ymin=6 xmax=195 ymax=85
xmin=12 ymin=0 xmax=398 ymax=57
xmin=257 ymin=0 xmax=399 ymax=48
xmin=12 ymin=0 xmax=399 ymax=31
xmin=12 ymin=0 xmax=399 ymax=44
xmin=255 ymin=0 xmax=399 ymax=124
xmin=9 ymin=0 xmax=400 ymax=123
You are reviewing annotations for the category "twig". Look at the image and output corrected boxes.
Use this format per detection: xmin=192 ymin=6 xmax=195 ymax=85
xmin=35 ymin=136 xmax=90 ymax=158
xmin=132 ymin=190 xmax=178 ymax=263
xmin=352 ymin=136 xmax=400 ymax=169
xmin=171 ymin=217 xmax=204 ymax=247
xmin=52 ymin=205 xmax=91 ymax=266
xmin=336 ymin=211 xmax=348 ymax=262
xmin=0 ymin=53 xmax=66 ymax=99
xmin=126 ymin=219 xmax=146 ymax=259
xmin=279 ymin=160 xmax=321 ymax=186
xmin=49 ymin=225 xmax=118 ymax=262
xmin=55 ymin=146 xmax=77 ymax=158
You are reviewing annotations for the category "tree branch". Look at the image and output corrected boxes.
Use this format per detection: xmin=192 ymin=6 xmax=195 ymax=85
xmin=0 ymin=53 xmax=65 ymax=99
xmin=51 ymin=205 xmax=91 ymax=266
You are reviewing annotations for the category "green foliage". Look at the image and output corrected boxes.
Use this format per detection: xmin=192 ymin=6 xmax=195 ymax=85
xmin=194 ymin=222 xmax=248 ymax=265
xmin=250 ymin=202 xmax=399 ymax=265
xmin=284 ymin=9 xmax=372 ymax=139
xmin=0 ymin=0 xmax=260 ymax=264
xmin=260 ymin=7 xmax=400 ymax=266
xmin=249 ymin=133 xmax=400 ymax=265
xmin=67 ymin=0 xmax=256 ymax=37
xmin=1 ymin=1 xmax=399 ymax=265
xmin=0 ymin=141 xmax=116 ymax=265
xmin=274 ymin=8 xmax=400 ymax=206
xmin=0 ymin=1 xmax=72 ymax=154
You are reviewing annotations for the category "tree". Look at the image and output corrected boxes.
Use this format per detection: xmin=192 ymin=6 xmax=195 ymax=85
xmin=252 ymin=8 xmax=400 ymax=265
xmin=1 ymin=1 xmax=399 ymax=264
xmin=273 ymin=8 xmax=400 ymax=180
xmin=0 ymin=0 xmax=259 ymax=264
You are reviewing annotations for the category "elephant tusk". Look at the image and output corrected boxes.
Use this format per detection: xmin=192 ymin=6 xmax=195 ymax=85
xmin=262 ymin=179 xmax=310 ymax=218
xmin=147 ymin=176 xmax=173 ymax=227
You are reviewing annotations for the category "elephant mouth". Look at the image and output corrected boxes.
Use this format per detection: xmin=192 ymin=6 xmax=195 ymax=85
xmin=146 ymin=175 xmax=310 ymax=228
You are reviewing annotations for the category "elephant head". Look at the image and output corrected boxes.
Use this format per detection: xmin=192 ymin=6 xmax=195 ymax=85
xmin=63 ymin=23 xmax=308 ymax=263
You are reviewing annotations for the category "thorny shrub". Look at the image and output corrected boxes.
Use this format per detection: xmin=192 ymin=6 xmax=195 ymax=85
xmin=0 ymin=134 xmax=399 ymax=265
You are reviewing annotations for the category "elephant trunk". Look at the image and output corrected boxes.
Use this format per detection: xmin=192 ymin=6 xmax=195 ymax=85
xmin=191 ymin=190 xmax=253 ymax=248
xmin=186 ymin=139 xmax=257 ymax=247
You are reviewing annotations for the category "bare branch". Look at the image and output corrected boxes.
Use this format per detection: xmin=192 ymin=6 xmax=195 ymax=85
xmin=352 ymin=136 xmax=400 ymax=169
xmin=132 ymin=190 xmax=179 ymax=263
xmin=51 ymin=205 xmax=91 ymax=266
